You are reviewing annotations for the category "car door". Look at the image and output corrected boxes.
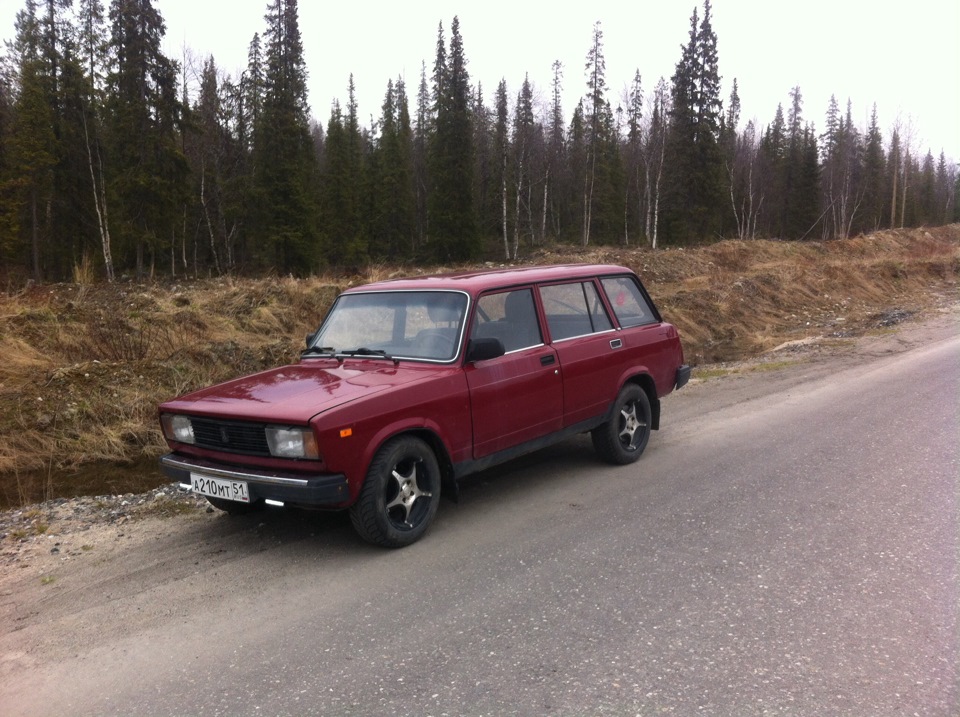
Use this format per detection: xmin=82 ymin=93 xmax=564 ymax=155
xmin=464 ymin=288 xmax=563 ymax=458
xmin=539 ymin=280 xmax=623 ymax=426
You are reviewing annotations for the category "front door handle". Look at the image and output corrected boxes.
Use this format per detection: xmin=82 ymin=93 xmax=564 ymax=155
xmin=610 ymin=339 xmax=623 ymax=349
xmin=540 ymin=354 xmax=556 ymax=366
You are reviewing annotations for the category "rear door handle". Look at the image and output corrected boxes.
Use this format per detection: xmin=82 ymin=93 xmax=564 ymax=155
xmin=540 ymin=354 xmax=556 ymax=366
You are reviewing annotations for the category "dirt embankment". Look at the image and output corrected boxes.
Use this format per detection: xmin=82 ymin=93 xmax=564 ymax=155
xmin=0 ymin=225 xmax=957 ymax=505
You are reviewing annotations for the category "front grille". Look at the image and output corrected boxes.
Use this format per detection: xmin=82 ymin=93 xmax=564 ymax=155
xmin=191 ymin=417 xmax=270 ymax=457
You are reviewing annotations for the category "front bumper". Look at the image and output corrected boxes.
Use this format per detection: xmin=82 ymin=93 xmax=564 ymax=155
xmin=160 ymin=454 xmax=350 ymax=506
xmin=675 ymin=364 xmax=692 ymax=390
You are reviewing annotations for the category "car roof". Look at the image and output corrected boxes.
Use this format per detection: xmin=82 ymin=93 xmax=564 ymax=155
xmin=343 ymin=263 xmax=636 ymax=295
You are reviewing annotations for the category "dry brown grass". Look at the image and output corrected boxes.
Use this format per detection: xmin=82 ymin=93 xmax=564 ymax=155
xmin=0 ymin=225 xmax=957 ymax=500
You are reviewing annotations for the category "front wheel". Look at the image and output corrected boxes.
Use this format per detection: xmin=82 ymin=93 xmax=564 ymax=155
xmin=592 ymin=384 xmax=652 ymax=465
xmin=350 ymin=436 xmax=441 ymax=548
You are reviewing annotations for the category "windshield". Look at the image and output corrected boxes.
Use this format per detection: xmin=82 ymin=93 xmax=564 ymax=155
xmin=310 ymin=291 xmax=468 ymax=362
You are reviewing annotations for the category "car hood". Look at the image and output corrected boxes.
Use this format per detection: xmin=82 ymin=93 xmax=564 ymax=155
xmin=159 ymin=360 xmax=434 ymax=424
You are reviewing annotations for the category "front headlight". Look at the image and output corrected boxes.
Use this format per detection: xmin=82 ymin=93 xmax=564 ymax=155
xmin=161 ymin=414 xmax=195 ymax=444
xmin=265 ymin=426 xmax=320 ymax=459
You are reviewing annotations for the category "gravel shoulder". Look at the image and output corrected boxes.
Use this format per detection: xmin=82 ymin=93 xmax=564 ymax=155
xmin=1 ymin=300 xmax=957 ymax=689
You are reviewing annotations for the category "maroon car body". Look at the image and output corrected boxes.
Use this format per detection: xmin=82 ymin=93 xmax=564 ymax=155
xmin=159 ymin=264 xmax=690 ymax=547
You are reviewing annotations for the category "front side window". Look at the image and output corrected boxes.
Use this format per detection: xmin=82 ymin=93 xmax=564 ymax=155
xmin=470 ymin=289 xmax=542 ymax=353
xmin=312 ymin=291 xmax=467 ymax=361
xmin=540 ymin=282 xmax=613 ymax=340
xmin=601 ymin=276 xmax=657 ymax=328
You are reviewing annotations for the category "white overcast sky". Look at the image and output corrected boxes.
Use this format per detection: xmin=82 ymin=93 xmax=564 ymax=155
xmin=4 ymin=0 xmax=960 ymax=159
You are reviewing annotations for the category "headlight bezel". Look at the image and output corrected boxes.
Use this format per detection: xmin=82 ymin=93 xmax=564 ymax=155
xmin=265 ymin=425 xmax=320 ymax=460
xmin=160 ymin=413 xmax=195 ymax=444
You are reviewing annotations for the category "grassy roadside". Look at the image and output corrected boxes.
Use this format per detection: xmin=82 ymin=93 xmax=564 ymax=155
xmin=1 ymin=225 xmax=957 ymax=505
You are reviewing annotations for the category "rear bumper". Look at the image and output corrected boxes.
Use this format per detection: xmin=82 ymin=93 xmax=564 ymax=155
xmin=675 ymin=365 xmax=692 ymax=390
xmin=160 ymin=454 xmax=350 ymax=506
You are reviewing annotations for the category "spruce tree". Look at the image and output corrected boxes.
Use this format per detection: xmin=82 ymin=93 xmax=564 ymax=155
xmin=243 ymin=33 xmax=264 ymax=151
xmin=105 ymin=0 xmax=187 ymax=278
xmin=820 ymin=97 xmax=863 ymax=238
xmin=471 ymin=82 xmax=498 ymax=243
xmin=934 ymin=151 xmax=955 ymax=224
xmin=567 ymin=100 xmax=587 ymax=244
xmin=582 ymin=21 xmax=606 ymax=246
xmin=545 ymin=60 xmax=566 ymax=240
xmin=5 ymin=0 xmax=56 ymax=280
xmin=860 ymin=104 xmax=886 ymax=232
xmin=512 ymin=73 xmax=535 ymax=256
xmin=662 ymin=0 xmax=725 ymax=243
xmin=427 ymin=16 xmax=477 ymax=260
xmin=413 ymin=61 xmax=431 ymax=249
xmin=254 ymin=0 xmax=318 ymax=273
xmin=624 ymin=69 xmax=643 ymax=244
xmin=887 ymin=128 xmax=901 ymax=228
xmin=783 ymin=86 xmax=819 ymax=238
xmin=366 ymin=78 xmax=415 ymax=259
xmin=758 ymin=103 xmax=786 ymax=236
xmin=493 ymin=78 xmax=511 ymax=258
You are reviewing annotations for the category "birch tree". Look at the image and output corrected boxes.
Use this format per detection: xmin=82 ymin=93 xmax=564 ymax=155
xmin=642 ymin=78 xmax=669 ymax=248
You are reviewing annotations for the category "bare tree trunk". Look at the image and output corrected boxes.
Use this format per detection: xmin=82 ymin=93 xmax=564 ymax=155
xmin=527 ymin=178 xmax=535 ymax=246
xmin=899 ymin=150 xmax=909 ymax=228
xmin=199 ymin=161 xmax=222 ymax=275
xmin=889 ymin=152 xmax=898 ymax=228
xmin=582 ymin=150 xmax=595 ymax=246
xmin=82 ymin=110 xmax=114 ymax=282
xmin=635 ymin=166 xmax=643 ymax=245
xmin=512 ymin=154 xmax=523 ymax=259
xmin=501 ymin=160 xmax=509 ymax=260
xmin=181 ymin=208 xmax=188 ymax=275
xmin=30 ymin=190 xmax=42 ymax=282
xmin=726 ymin=162 xmax=743 ymax=240
xmin=644 ymin=161 xmax=652 ymax=242
xmin=751 ymin=194 xmax=764 ymax=240
xmin=541 ymin=168 xmax=549 ymax=242
xmin=650 ymin=138 xmax=665 ymax=250
xmin=623 ymin=182 xmax=630 ymax=245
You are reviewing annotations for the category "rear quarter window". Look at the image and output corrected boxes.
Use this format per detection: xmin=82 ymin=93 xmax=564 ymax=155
xmin=601 ymin=276 xmax=658 ymax=328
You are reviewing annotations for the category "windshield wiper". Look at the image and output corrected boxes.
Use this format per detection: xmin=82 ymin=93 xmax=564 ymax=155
xmin=301 ymin=345 xmax=338 ymax=358
xmin=339 ymin=347 xmax=396 ymax=362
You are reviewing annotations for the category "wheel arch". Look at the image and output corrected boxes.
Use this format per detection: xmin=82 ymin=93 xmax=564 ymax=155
xmin=364 ymin=424 xmax=456 ymax=499
xmin=623 ymin=372 xmax=661 ymax=431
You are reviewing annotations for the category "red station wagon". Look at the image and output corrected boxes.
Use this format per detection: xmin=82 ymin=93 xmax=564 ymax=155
xmin=159 ymin=264 xmax=690 ymax=547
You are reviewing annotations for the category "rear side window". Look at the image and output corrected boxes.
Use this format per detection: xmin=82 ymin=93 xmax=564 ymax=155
xmin=601 ymin=276 xmax=657 ymax=328
xmin=540 ymin=282 xmax=613 ymax=341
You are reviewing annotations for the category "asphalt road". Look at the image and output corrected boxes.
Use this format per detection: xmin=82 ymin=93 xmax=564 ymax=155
xmin=3 ymin=319 xmax=957 ymax=716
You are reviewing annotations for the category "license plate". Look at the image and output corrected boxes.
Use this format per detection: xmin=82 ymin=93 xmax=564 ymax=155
xmin=190 ymin=473 xmax=250 ymax=503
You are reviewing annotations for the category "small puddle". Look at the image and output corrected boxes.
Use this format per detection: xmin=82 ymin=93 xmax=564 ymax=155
xmin=0 ymin=458 xmax=167 ymax=509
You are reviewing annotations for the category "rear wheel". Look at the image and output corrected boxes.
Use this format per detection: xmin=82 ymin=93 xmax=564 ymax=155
xmin=592 ymin=384 xmax=652 ymax=465
xmin=350 ymin=436 xmax=441 ymax=548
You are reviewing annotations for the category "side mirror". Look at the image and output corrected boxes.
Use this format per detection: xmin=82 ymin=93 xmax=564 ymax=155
xmin=305 ymin=330 xmax=319 ymax=348
xmin=466 ymin=337 xmax=505 ymax=363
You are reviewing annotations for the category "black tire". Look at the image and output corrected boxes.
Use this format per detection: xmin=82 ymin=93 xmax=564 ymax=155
xmin=205 ymin=496 xmax=263 ymax=515
xmin=592 ymin=383 xmax=652 ymax=465
xmin=350 ymin=436 xmax=441 ymax=548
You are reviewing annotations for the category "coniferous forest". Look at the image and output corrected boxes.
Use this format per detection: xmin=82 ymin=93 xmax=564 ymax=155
xmin=0 ymin=0 xmax=957 ymax=283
